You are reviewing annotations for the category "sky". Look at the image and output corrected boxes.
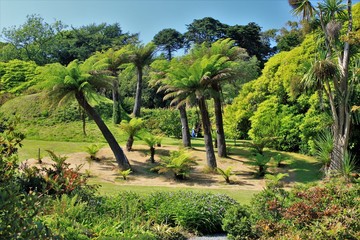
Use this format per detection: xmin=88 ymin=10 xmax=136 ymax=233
xmin=0 ymin=0 xmax=359 ymax=44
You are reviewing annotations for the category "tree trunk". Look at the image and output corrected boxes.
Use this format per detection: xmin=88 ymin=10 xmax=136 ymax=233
xmin=179 ymin=105 xmax=191 ymax=148
xmin=213 ymin=85 xmax=227 ymax=157
xmin=81 ymin=109 xmax=87 ymax=136
xmin=328 ymin=133 xmax=346 ymax=173
xmin=126 ymin=135 xmax=134 ymax=152
xmin=112 ymin=79 xmax=121 ymax=124
xmin=75 ymin=92 xmax=131 ymax=170
xmin=133 ymin=66 xmax=143 ymax=117
xmin=150 ymin=146 xmax=155 ymax=163
xmin=198 ymin=96 xmax=217 ymax=169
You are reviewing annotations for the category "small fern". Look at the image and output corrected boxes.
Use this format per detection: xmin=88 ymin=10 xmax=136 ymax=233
xmin=216 ymin=167 xmax=233 ymax=184
xmin=265 ymin=173 xmax=289 ymax=188
xmin=119 ymin=169 xmax=132 ymax=180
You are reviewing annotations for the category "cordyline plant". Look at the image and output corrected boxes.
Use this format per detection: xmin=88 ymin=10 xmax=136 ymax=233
xmin=291 ymin=0 xmax=359 ymax=175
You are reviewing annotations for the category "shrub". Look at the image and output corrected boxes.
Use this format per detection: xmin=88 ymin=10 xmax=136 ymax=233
xmin=20 ymin=150 xmax=97 ymax=201
xmin=249 ymin=178 xmax=360 ymax=239
xmin=0 ymin=116 xmax=55 ymax=239
xmin=222 ymin=204 xmax=254 ymax=240
xmin=144 ymin=191 xmax=238 ymax=234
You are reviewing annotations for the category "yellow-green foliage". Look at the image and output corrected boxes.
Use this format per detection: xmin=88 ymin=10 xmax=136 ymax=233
xmin=0 ymin=60 xmax=38 ymax=94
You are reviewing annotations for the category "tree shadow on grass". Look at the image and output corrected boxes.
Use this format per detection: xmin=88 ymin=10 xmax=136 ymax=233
xmin=281 ymin=153 xmax=323 ymax=184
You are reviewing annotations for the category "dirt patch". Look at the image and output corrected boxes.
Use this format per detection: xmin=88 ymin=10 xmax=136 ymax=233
xmin=23 ymin=144 xmax=267 ymax=191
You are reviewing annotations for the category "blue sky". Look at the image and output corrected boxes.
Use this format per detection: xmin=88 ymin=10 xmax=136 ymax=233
xmin=0 ymin=0 xmax=359 ymax=43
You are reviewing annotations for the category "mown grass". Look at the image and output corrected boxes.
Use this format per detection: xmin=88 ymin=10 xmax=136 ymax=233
xmin=89 ymin=180 xmax=258 ymax=204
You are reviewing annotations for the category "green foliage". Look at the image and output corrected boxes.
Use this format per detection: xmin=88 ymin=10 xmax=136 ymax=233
xmin=313 ymin=129 xmax=333 ymax=169
xmin=153 ymin=28 xmax=184 ymax=60
xmin=141 ymin=108 xmax=183 ymax=138
xmin=222 ymin=204 xmax=254 ymax=240
xmin=20 ymin=150 xmax=97 ymax=200
xmin=0 ymin=60 xmax=38 ymax=94
xmin=118 ymin=169 xmax=132 ymax=180
xmin=271 ymin=153 xmax=287 ymax=167
xmin=144 ymin=191 xmax=237 ymax=234
xmin=41 ymin=195 xmax=91 ymax=239
xmin=247 ymin=154 xmax=271 ymax=177
xmin=85 ymin=144 xmax=101 ymax=160
xmin=342 ymin=151 xmax=358 ymax=182
xmin=151 ymin=149 xmax=197 ymax=180
xmin=0 ymin=116 xmax=55 ymax=239
xmin=264 ymin=173 xmax=289 ymax=188
xmin=242 ymin=178 xmax=360 ymax=239
xmin=216 ymin=166 xmax=234 ymax=184
xmin=119 ymin=117 xmax=144 ymax=151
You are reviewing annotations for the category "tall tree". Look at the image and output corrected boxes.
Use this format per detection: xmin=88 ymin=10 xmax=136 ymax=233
xmin=153 ymin=28 xmax=184 ymax=60
xmin=226 ymin=22 xmax=274 ymax=66
xmin=161 ymin=53 xmax=238 ymax=169
xmin=291 ymin=0 xmax=358 ymax=173
xmin=184 ymin=17 xmax=228 ymax=47
xmin=91 ymin=48 xmax=129 ymax=124
xmin=57 ymin=23 xmax=138 ymax=65
xmin=189 ymin=39 xmax=250 ymax=157
xmin=1 ymin=14 xmax=66 ymax=65
xmin=126 ymin=43 xmax=156 ymax=117
xmin=39 ymin=60 xmax=131 ymax=170
xmin=150 ymin=59 xmax=191 ymax=148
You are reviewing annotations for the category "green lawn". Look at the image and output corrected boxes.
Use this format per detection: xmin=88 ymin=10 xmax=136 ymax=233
xmin=89 ymin=180 xmax=258 ymax=204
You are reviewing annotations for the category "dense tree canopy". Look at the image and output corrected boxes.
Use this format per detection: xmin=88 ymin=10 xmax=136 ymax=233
xmin=1 ymin=17 xmax=138 ymax=65
xmin=153 ymin=28 xmax=184 ymax=60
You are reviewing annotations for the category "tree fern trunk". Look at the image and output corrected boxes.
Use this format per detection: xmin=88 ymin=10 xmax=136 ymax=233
xmin=179 ymin=105 xmax=191 ymax=148
xmin=133 ymin=66 xmax=142 ymax=117
xmin=112 ymin=79 xmax=121 ymax=124
xmin=126 ymin=136 xmax=134 ymax=152
xmin=212 ymin=84 xmax=226 ymax=157
xmin=198 ymin=96 xmax=217 ymax=169
xmin=75 ymin=92 xmax=131 ymax=170
xmin=150 ymin=146 xmax=155 ymax=163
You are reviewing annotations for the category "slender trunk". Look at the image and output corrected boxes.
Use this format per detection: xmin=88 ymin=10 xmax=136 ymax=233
xmin=133 ymin=66 xmax=143 ymax=117
xmin=112 ymin=79 xmax=121 ymax=124
xmin=126 ymin=135 xmax=134 ymax=152
xmin=75 ymin=92 xmax=131 ymax=170
xmin=150 ymin=146 xmax=155 ymax=163
xmin=328 ymin=133 xmax=346 ymax=172
xmin=198 ymin=96 xmax=217 ymax=169
xmin=179 ymin=105 xmax=191 ymax=148
xmin=81 ymin=109 xmax=87 ymax=136
xmin=212 ymin=84 xmax=226 ymax=157
xmin=326 ymin=0 xmax=353 ymax=174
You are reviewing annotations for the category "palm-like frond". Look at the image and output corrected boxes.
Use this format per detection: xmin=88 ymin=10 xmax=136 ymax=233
xmin=318 ymin=0 xmax=347 ymax=21
xmin=290 ymin=0 xmax=315 ymax=21
xmin=119 ymin=118 xmax=144 ymax=138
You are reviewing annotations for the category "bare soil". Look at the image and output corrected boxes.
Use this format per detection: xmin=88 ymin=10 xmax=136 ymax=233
xmin=23 ymin=144 xmax=267 ymax=191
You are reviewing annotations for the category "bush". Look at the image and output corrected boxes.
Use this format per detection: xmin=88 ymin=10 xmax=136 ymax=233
xmin=144 ymin=191 xmax=238 ymax=234
xmin=222 ymin=204 xmax=254 ymax=240
xmin=248 ymin=178 xmax=360 ymax=239
xmin=141 ymin=108 xmax=199 ymax=138
xmin=19 ymin=150 xmax=98 ymax=201
xmin=0 ymin=116 xmax=55 ymax=239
